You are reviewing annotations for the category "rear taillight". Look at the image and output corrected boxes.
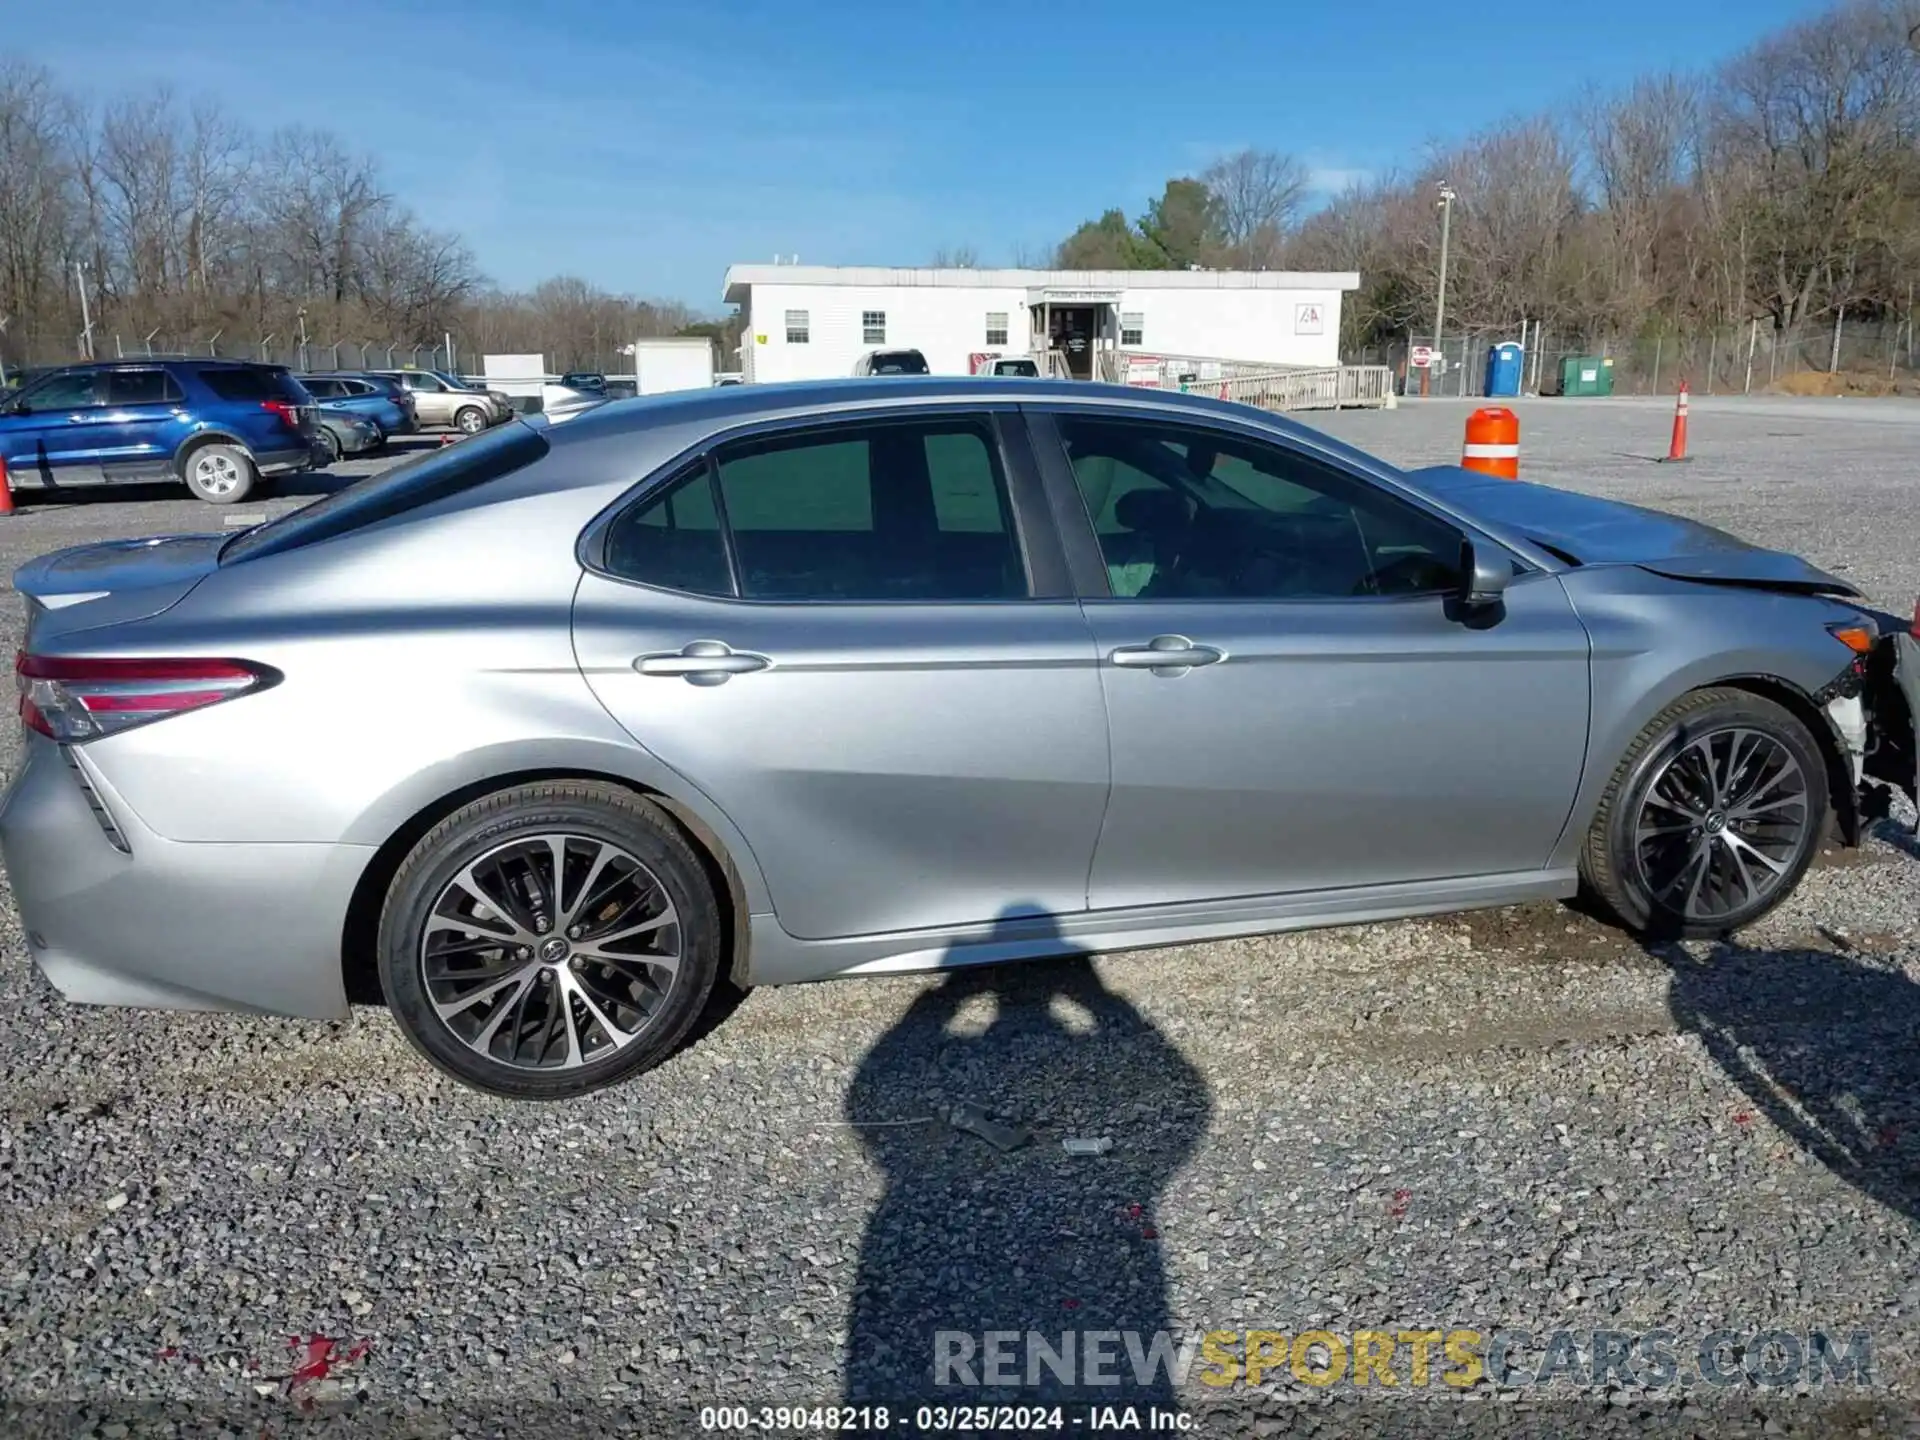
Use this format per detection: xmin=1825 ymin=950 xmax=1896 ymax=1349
xmin=1911 ymin=596 xmax=1919 ymax=640
xmin=261 ymin=398 xmax=299 ymax=428
xmin=16 ymin=652 xmax=276 ymax=742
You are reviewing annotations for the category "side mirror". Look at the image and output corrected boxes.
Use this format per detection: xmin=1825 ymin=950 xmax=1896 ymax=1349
xmin=1462 ymin=541 xmax=1513 ymax=608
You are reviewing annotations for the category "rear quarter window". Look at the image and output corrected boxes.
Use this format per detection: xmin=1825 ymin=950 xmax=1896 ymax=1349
xmin=220 ymin=422 xmax=550 ymax=564
xmin=196 ymin=366 xmax=307 ymax=403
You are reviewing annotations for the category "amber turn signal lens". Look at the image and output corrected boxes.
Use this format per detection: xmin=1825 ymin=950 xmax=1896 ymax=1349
xmin=1829 ymin=625 xmax=1876 ymax=655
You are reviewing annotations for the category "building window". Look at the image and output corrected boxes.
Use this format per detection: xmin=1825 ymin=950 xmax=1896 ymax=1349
xmin=862 ymin=311 xmax=887 ymax=345
xmin=1121 ymin=312 xmax=1144 ymax=346
xmin=985 ymin=312 xmax=1009 ymax=346
xmin=785 ymin=310 xmax=810 ymax=344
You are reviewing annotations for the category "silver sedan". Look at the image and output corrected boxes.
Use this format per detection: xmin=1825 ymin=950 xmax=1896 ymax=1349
xmin=4 ymin=379 xmax=1915 ymax=1099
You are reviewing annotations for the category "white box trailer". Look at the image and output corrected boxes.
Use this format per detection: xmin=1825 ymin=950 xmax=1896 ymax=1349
xmin=629 ymin=337 xmax=715 ymax=394
xmin=479 ymin=353 xmax=548 ymax=400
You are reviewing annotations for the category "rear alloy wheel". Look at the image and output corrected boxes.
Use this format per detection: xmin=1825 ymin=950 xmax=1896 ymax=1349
xmin=1581 ymin=687 xmax=1828 ymax=938
xmin=317 ymin=427 xmax=343 ymax=465
xmin=454 ymin=405 xmax=486 ymax=435
xmin=377 ymin=782 xmax=723 ymax=1099
xmin=183 ymin=443 xmax=257 ymax=504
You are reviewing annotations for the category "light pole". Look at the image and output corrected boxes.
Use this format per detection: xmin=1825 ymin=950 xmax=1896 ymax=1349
xmin=74 ymin=260 xmax=95 ymax=361
xmin=296 ymin=307 xmax=309 ymax=372
xmin=1434 ymin=182 xmax=1456 ymax=392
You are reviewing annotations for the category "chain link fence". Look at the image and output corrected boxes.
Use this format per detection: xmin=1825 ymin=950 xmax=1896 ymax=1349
xmin=1355 ymin=316 xmax=1920 ymax=400
xmin=0 ymin=327 xmax=474 ymax=386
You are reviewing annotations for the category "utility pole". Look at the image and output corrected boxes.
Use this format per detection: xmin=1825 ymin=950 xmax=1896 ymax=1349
xmin=74 ymin=260 xmax=95 ymax=360
xmin=296 ymin=307 xmax=309 ymax=372
xmin=1434 ymin=182 xmax=1456 ymax=387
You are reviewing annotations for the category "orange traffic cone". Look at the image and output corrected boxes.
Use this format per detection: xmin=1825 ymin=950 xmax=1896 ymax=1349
xmin=440 ymin=432 xmax=457 ymax=447
xmin=1462 ymin=406 xmax=1520 ymax=480
xmin=1659 ymin=382 xmax=1691 ymax=463
xmin=0 ymin=454 xmax=14 ymax=517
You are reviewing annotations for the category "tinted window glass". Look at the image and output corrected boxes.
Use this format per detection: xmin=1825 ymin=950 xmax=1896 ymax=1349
xmin=197 ymin=366 xmax=302 ymax=402
xmin=602 ymin=469 xmax=733 ymax=596
xmin=104 ymin=370 xmax=184 ymax=405
xmin=714 ymin=418 xmax=1025 ymax=601
xmin=869 ymin=351 xmax=927 ymax=375
xmin=19 ymin=370 xmax=100 ymax=409
xmin=222 ymin=421 xmax=548 ymax=564
xmin=301 ymin=378 xmax=341 ymax=398
xmin=1057 ymin=416 xmax=1464 ymax=601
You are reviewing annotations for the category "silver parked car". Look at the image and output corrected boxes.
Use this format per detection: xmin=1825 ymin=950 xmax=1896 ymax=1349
xmin=3 ymin=379 xmax=1915 ymax=1100
xmin=362 ymin=369 xmax=511 ymax=434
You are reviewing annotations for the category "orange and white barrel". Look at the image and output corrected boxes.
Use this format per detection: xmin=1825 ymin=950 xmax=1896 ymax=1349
xmin=1462 ymin=406 xmax=1520 ymax=480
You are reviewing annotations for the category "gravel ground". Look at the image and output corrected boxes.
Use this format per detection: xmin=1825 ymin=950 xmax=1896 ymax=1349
xmin=1 ymin=400 xmax=1918 ymax=1438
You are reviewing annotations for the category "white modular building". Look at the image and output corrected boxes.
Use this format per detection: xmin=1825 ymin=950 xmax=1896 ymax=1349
xmin=722 ymin=265 xmax=1361 ymax=384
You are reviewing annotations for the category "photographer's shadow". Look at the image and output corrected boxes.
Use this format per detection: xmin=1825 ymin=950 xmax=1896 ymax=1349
xmin=842 ymin=909 xmax=1213 ymax=1410
xmin=1662 ymin=938 xmax=1920 ymax=1223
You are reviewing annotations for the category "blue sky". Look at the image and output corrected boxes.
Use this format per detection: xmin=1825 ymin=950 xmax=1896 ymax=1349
xmin=13 ymin=0 xmax=1832 ymax=311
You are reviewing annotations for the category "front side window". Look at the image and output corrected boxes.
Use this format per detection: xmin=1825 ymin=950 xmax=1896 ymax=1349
xmin=785 ymin=310 xmax=810 ymax=344
xmin=1056 ymin=415 xmax=1464 ymax=602
xmin=599 ymin=416 xmax=1027 ymax=602
xmin=861 ymin=310 xmax=886 ymax=345
xmin=16 ymin=370 xmax=101 ymax=410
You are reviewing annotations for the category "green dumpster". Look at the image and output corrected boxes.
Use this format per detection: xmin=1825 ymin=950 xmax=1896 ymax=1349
xmin=1559 ymin=355 xmax=1615 ymax=397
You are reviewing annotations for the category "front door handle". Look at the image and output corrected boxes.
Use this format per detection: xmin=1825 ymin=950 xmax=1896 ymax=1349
xmin=634 ymin=640 xmax=771 ymax=686
xmin=1109 ymin=635 xmax=1225 ymax=675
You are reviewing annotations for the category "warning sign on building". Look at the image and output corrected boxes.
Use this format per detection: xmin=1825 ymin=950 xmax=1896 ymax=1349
xmin=1294 ymin=303 xmax=1325 ymax=335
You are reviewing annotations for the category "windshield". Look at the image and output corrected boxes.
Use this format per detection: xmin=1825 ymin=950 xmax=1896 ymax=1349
xmin=221 ymin=420 xmax=549 ymax=564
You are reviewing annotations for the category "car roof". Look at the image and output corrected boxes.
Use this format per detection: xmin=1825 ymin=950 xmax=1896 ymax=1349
xmin=545 ymin=375 xmax=1347 ymax=452
xmin=40 ymin=357 xmax=275 ymax=372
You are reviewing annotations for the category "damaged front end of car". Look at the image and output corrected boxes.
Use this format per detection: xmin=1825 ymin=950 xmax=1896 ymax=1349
xmin=1832 ymin=611 xmax=1920 ymax=842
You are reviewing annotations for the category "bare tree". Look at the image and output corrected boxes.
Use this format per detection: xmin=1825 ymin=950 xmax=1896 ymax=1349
xmin=1202 ymin=148 xmax=1309 ymax=266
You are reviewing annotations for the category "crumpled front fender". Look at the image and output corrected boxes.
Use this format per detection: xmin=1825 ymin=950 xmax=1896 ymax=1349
xmin=1861 ymin=631 xmax=1920 ymax=830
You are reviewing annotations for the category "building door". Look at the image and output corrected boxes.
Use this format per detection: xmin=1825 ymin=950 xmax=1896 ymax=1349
xmin=1049 ymin=306 xmax=1097 ymax=379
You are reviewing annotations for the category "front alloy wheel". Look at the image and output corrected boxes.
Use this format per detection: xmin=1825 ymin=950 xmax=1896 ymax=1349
xmin=1582 ymin=688 xmax=1828 ymax=938
xmin=1631 ymin=727 xmax=1809 ymax=924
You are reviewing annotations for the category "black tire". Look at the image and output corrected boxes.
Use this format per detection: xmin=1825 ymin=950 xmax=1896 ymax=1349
xmin=454 ymin=405 xmax=486 ymax=435
xmin=181 ymin=442 xmax=257 ymax=504
xmin=1580 ymin=687 xmax=1829 ymax=939
xmin=377 ymin=782 xmax=723 ymax=1099
xmin=317 ymin=426 xmax=343 ymax=466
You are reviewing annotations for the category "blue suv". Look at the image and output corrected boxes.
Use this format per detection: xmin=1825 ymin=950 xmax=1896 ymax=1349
xmin=0 ymin=358 xmax=321 ymax=504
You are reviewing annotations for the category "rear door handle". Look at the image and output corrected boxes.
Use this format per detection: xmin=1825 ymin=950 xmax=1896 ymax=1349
xmin=634 ymin=640 xmax=771 ymax=685
xmin=1109 ymin=635 xmax=1225 ymax=674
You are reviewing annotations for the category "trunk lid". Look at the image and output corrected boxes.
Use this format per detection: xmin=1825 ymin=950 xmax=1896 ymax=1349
xmin=14 ymin=534 xmax=225 ymax=643
xmin=1405 ymin=464 xmax=1860 ymax=597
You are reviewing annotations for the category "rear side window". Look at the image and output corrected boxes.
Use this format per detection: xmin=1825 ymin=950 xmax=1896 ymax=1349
xmin=598 ymin=416 xmax=1026 ymax=602
xmin=221 ymin=421 xmax=549 ymax=564
xmin=601 ymin=469 xmax=732 ymax=597
xmin=302 ymin=378 xmax=341 ymax=398
xmin=105 ymin=370 xmax=184 ymax=405
xmin=196 ymin=366 xmax=303 ymax=402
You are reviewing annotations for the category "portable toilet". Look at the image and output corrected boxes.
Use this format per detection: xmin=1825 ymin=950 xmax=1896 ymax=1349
xmin=1485 ymin=342 xmax=1525 ymax=398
